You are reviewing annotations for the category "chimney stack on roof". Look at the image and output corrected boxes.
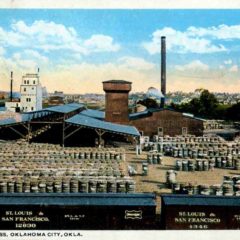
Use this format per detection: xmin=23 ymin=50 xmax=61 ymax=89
xmin=160 ymin=36 xmax=166 ymax=108
xmin=10 ymin=71 xmax=13 ymax=102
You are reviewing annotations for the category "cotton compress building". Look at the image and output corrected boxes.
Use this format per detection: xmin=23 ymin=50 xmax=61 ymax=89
xmin=129 ymin=108 xmax=203 ymax=137
xmin=101 ymin=36 xmax=204 ymax=137
xmin=102 ymin=80 xmax=204 ymax=137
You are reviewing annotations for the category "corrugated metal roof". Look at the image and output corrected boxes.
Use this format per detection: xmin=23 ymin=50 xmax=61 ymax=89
xmin=162 ymin=194 xmax=240 ymax=206
xmin=0 ymin=115 xmax=30 ymax=126
xmin=0 ymin=117 xmax=22 ymax=126
xmin=130 ymin=108 xmax=204 ymax=121
xmin=23 ymin=110 xmax=53 ymax=120
xmin=80 ymin=109 xmax=105 ymax=120
xmin=129 ymin=110 xmax=150 ymax=120
xmin=182 ymin=112 xmax=205 ymax=121
xmin=0 ymin=110 xmax=52 ymax=126
xmin=67 ymin=103 xmax=84 ymax=108
xmin=183 ymin=112 xmax=194 ymax=117
xmin=66 ymin=114 xmax=140 ymax=136
xmin=0 ymin=193 xmax=155 ymax=206
xmin=45 ymin=103 xmax=85 ymax=114
xmin=195 ymin=117 xmax=206 ymax=121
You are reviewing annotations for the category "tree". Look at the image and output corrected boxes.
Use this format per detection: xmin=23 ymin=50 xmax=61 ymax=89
xmin=196 ymin=90 xmax=218 ymax=118
xmin=226 ymin=103 xmax=240 ymax=121
xmin=137 ymin=98 xmax=159 ymax=109
xmin=170 ymin=89 xmax=219 ymax=119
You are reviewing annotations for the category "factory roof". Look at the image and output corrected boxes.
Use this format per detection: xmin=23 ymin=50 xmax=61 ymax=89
xmin=129 ymin=108 xmax=204 ymax=121
xmin=66 ymin=114 xmax=140 ymax=137
xmin=0 ymin=104 xmax=92 ymax=127
xmin=0 ymin=110 xmax=53 ymax=127
xmin=102 ymin=80 xmax=132 ymax=84
xmin=0 ymin=115 xmax=30 ymax=126
xmin=0 ymin=193 xmax=155 ymax=206
xmin=23 ymin=110 xmax=53 ymax=119
xmin=129 ymin=110 xmax=151 ymax=120
xmin=80 ymin=109 xmax=105 ymax=120
xmin=45 ymin=103 xmax=85 ymax=114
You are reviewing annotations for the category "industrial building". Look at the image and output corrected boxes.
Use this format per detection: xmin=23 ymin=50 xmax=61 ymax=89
xmin=130 ymin=108 xmax=203 ymax=137
xmin=0 ymin=35 xmax=239 ymax=231
xmin=20 ymin=73 xmax=42 ymax=112
xmin=0 ymin=79 xmax=203 ymax=146
xmin=100 ymin=36 xmax=203 ymax=137
xmin=0 ymin=36 xmax=204 ymax=146
xmin=102 ymin=79 xmax=203 ymax=137
xmin=0 ymin=103 xmax=140 ymax=147
xmin=5 ymin=71 xmax=42 ymax=113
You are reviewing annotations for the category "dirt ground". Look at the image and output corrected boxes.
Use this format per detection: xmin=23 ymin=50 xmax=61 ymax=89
xmin=125 ymin=150 xmax=240 ymax=213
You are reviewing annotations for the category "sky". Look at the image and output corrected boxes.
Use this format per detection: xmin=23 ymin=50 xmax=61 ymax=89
xmin=0 ymin=9 xmax=240 ymax=94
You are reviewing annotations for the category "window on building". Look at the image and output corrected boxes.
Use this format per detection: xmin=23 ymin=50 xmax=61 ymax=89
xmin=182 ymin=127 xmax=188 ymax=136
xmin=31 ymin=107 xmax=34 ymax=111
xmin=24 ymin=88 xmax=26 ymax=92
xmin=24 ymin=80 xmax=26 ymax=84
xmin=29 ymin=98 xmax=31 ymax=102
xmin=33 ymin=80 xmax=35 ymax=84
xmin=158 ymin=127 xmax=163 ymax=136
xmin=27 ymin=80 xmax=29 ymax=84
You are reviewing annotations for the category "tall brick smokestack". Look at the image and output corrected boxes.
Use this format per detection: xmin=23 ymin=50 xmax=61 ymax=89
xmin=160 ymin=36 xmax=166 ymax=108
xmin=10 ymin=71 xmax=13 ymax=102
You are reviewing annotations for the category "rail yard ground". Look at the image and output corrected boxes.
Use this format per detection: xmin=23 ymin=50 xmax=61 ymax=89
xmin=125 ymin=150 xmax=240 ymax=214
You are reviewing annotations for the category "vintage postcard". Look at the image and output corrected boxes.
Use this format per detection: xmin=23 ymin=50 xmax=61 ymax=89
xmin=0 ymin=0 xmax=240 ymax=239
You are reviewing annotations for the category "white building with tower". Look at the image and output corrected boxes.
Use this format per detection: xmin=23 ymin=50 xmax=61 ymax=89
xmin=20 ymin=73 xmax=42 ymax=112
xmin=5 ymin=71 xmax=43 ymax=113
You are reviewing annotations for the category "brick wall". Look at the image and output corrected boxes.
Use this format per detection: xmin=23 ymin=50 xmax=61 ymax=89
xmin=130 ymin=109 xmax=203 ymax=137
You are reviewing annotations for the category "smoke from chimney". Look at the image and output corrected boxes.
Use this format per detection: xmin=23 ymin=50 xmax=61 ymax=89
xmin=10 ymin=71 xmax=13 ymax=102
xmin=160 ymin=36 xmax=166 ymax=108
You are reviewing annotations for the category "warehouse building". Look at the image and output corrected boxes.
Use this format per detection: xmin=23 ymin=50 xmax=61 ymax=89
xmin=102 ymin=80 xmax=204 ymax=137
xmin=100 ymin=36 xmax=204 ymax=137
xmin=0 ymin=36 xmax=203 ymax=145
xmin=0 ymin=79 xmax=203 ymax=146
xmin=129 ymin=108 xmax=203 ymax=137
xmin=0 ymin=103 xmax=140 ymax=147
